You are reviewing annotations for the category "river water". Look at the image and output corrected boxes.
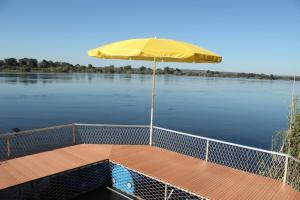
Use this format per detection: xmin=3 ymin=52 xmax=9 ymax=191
xmin=0 ymin=73 xmax=299 ymax=150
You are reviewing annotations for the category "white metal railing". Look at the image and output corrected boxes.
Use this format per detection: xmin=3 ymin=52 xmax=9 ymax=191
xmin=0 ymin=160 xmax=111 ymax=200
xmin=110 ymin=161 xmax=208 ymax=200
xmin=0 ymin=124 xmax=74 ymax=160
xmin=75 ymin=123 xmax=150 ymax=145
xmin=0 ymin=123 xmax=299 ymax=192
xmin=153 ymin=126 xmax=286 ymax=157
xmin=152 ymin=126 xmax=300 ymax=191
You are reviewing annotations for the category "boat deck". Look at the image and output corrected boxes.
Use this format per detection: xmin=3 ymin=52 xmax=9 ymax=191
xmin=0 ymin=144 xmax=299 ymax=200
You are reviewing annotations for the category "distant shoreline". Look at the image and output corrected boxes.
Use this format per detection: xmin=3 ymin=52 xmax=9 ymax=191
xmin=1 ymin=57 xmax=299 ymax=81
xmin=1 ymin=71 xmax=298 ymax=82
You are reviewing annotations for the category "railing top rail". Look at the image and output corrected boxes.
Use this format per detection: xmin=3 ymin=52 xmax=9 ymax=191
xmin=1 ymin=123 xmax=296 ymax=160
xmin=289 ymin=155 xmax=300 ymax=163
xmin=0 ymin=124 xmax=73 ymax=138
xmin=153 ymin=126 xmax=287 ymax=157
xmin=110 ymin=161 xmax=209 ymax=199
xmin=74 ymin=123 xmax=150 ymax=128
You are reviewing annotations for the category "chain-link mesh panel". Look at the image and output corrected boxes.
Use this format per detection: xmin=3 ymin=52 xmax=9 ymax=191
xmin=110 ymin=162 xmax=165 ymax=199
xmin=0 ymin=135 xmax=8 ymax=160
xmin=0 ymin=182 xmax=33 ymax=200
xmin=110 ymin=162 xmax=208 ymax=200
xmin=76 ymin=125 xmax=150 ymax=145
xmin=287 ymin=157 xmax=300 ymax=191
xmin=9 ymin=124 xmax=74 ymax=159
xmin=153 ymin=127 xmax=207 ymax=160
xmin=2 ymin=123 xmax=300 ymax=198
xmin=0 ymin=160 xmax=111 ymax=200
xmin=208 ymin=141 xmax=286 ymax=180
xmin=153 ymin=127 xmax=286 ymax=181
xmin=166 ymin=186 xmax=208 ymax=200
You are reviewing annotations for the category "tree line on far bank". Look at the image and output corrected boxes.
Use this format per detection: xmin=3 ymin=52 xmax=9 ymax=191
xmin=0 ymin=58 xmax=182 ymax=75
xmin=0 ymin=57 xmax=298 ymax=81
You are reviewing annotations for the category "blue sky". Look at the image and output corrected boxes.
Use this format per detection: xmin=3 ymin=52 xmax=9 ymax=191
xmin=0 ymin=0 xmax=299 ymax=75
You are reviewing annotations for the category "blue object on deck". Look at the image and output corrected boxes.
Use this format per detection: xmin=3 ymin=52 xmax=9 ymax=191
xmin=112 ymin=165 xmax=134 ymax=194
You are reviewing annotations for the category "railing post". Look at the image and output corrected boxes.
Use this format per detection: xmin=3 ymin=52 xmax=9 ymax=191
xmin=72 ymin=124 xmax=76 ymax=144
xmin=164 ymin=184 xmax=168 ymax=200
xmin=149 ymin=57 xmax=157 ymax=146
xmin=205 ymin=140 xmax=209 ymax=162
xmin=283 ymin=155 xmax=289 ymax=184
xmin=149 ymin=126 xmax=153 ymax=146
xmin=7 ymin=135 xmax=11 ymax=159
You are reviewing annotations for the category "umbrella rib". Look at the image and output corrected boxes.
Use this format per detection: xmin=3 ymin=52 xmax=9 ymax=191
xmin=139 ymin=38 xmax=154 ymax=59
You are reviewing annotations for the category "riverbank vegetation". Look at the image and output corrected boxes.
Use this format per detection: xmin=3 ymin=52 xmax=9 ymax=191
xmin=0 ymin=57 xmax=298 ymax=81
xmin=272 ymin=97 xmax=300 ymax=159
xmin=283 ymin=97 xmax=300 ymax=158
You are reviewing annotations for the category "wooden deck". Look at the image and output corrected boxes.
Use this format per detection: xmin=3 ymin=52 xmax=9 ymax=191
xmin=0 ymin=144 xmax=299 ymax=200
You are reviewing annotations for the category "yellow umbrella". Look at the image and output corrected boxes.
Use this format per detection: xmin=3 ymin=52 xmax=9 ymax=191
xmin=88 ymin=38 xmax=222 ymax=145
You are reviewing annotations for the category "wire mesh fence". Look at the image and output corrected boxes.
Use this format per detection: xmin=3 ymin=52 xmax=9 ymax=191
xmin=208 ymin=140 xmax=286 ymax=180
xmin=166 ymin=186 xmax=208 ymax=200
xmin=153 ymin=127 xmax=207 ymax=160
xmin=0 ymin=135 xmax=8 ymax=160
xmin=0 ymin=160 xmax=111 ymax=200
xmin=287 ymin=157 xmax=300 ymax=191
xmin=9 ymin=124 xmax=74 ymax=159
xmin=110 ymin=162 xmax=208 ymax=200
xmin=75 ymin=124 xmax=150 ymax=145
xmin=1 ymin=123 xmax=300 ymax=195
xmin=153 ymin=126 xmax=287 ymax=181
xmin=0 ymin=124 xmax=74 ymax=160
xmin=152 ymin=126 xmax=300 ymax=191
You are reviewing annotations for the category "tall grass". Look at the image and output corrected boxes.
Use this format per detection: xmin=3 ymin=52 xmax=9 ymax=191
xmin=272 ymin=97 xmax=300 ymax=158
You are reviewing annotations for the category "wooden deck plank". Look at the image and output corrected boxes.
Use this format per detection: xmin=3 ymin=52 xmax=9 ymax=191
xmin=0 ymin=144 xmax=299 ymax=200
xmin=109 ymin=145 xmax=300 ymax=200
xmin=0 ymin=144 xmax=112 ymax=189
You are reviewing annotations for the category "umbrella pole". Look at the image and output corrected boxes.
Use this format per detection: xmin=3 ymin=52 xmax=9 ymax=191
xmin=149 ymin=57 xmax=157 ymax=146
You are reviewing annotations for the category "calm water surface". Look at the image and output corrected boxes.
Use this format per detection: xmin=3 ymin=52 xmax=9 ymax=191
xmin=0 ymin=73 xmax=299 ymax=150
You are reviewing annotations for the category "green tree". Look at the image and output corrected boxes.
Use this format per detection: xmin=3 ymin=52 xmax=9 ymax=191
xmin=39 ymin=60 xmax=49 ymax=68
xmin=270 ymin=74 xmax=276 ymax=80
xmin=0 ymin=60 xmax=5 ymax=71
xmin=103 ymin=65 xmax=114 ymax=73
xmin=4 ymin=58 xmax=18 ymax=66
xmin=139 ymin=66 xmax=146 ymax=71
xmin=19 ymin=58 xmax=38 ymax=68
xmin=164 ymin=67 xmax=175 ymax=74
xmin=174 ymin=68 xmax=182 ymax=75
xmin=124 ymin=65 xmax=132 ymax=70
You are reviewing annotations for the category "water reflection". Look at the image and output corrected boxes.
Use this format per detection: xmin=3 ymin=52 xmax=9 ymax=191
xmin=0 ymin=73 xmax=183 ymax=85
xmin=0 ymin=73 xmax=74 ymax=84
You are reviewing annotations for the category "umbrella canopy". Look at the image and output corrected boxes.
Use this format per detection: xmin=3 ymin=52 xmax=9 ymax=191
xmin=88 ymin=38 xmax=222 ymax=146
xmin=88 ymin=38 xmax=222 ymax=63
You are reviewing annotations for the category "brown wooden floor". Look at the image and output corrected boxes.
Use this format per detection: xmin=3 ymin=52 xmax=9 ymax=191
xmin=0 ymin=144 xmax=112 ymax=190
xmin=0 ymin=144 xmax=299 ymax=200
